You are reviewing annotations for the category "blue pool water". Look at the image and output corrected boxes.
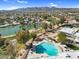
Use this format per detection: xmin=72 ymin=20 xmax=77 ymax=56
xmin=35 ymin=42 xmax=58 ymax=56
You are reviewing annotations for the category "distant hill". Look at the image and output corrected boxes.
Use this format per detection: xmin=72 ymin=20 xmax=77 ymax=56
xmin=0 ymin=7 xmax=79 ymax=13
xmin=0 ymin=7 xmax=79 ymax=18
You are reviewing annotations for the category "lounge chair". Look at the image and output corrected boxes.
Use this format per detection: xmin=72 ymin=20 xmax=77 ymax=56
xmin=66 ymin=54 xmax=71 ymax=58
xmin=77 ymin=56 xmax=79 ymax=58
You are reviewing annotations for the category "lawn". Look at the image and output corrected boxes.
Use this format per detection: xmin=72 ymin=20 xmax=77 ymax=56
xmin=0 ymin=48 xmax=9 ymax=59
xmin=69 ymin=45 xmax=79 ymax=50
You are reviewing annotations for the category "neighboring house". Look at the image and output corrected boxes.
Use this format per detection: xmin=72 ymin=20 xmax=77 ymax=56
xmin=74 ymin=32 xmax=79 ymax=47
xmin=59 ymin=27 xmax=79 ymax=47
xmin=59 ymin=27 xmax=76 ymax=37
xmin=74 ymin=32 xmax=79 ymax=43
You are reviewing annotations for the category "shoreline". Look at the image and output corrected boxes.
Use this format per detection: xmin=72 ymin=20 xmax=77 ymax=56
xmin=2 ymin=34 xmax=16 ymax=38
xmin=0 ymin=23 xmax=20 ymax=28
xmin=2 ymin=27 xmax=42 ymax=38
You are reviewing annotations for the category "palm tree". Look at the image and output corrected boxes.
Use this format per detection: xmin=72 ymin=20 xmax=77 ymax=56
xmin=42 ymin=23 xmax=48 ymax=32
xmin=16 ymin=30 xmax=30 ymax=43
xmin=49 ymin=23 xmax=52 ymax=29
xmin=6 ymin=41 xmax=17 ymax=59
xmin=18 ymin=17 xmax=26 ymax=31
xmin=48 ymin=17 xmax=60 ymax=29
xmin=0 ymin=34 xmax=1 ymax=39
xmin=31 ymin=32 xmax=37 ymax=44
xmin=59 ymin=17 xmax=66 ymax=24
xmin=57 ymin=32 xmax=67 ymax=43
xmin=0 ymin=34 xmax=6 ymax=46
xmin=34 ymin=22 xmax=37 ymax=29
xmin=25 ymin=32 xmax=37 ymax=59
xmin=33 ymin=19 xmax=37 ymax=29
xmin=20 ymin=24 xmax=26 ymax=30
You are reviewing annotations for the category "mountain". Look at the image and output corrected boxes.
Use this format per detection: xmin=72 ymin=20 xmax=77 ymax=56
xmin=0 ymin=7 xmax=79 ymax=18
xmin=0 ymin=7 xmax=79 ymax=13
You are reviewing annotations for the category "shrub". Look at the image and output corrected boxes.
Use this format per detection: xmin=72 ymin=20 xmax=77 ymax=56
xmin=57 ymin=32 xmax=67 ymax=43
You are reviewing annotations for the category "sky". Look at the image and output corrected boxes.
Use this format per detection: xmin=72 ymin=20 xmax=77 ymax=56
xmin=0 ymin=0 xmax=79 ymax=10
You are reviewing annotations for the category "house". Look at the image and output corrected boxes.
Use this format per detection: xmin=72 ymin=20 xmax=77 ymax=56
xmin=59 ymin=27 xmax=79 ymax=47
xmin=74 ymin=32 xmax=79 ymax=47
xmin=59 ymin=27 xmax=76 ymax=37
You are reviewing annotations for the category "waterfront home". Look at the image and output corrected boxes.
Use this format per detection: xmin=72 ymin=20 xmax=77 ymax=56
xmin=59 ymin=27 xmax=79 ymax=47
xmin=59 ymin=27 xmax=77 ymax=37
xmin=12 ymin=21 xmax=20 ymax=25
xmin=74 ymin=32 xmax=79 ymax=42
xmin=0 ymin=23 xmax=10 ymax=28
xmin=56 ymin=50 xmax=79 ymax=59
xmin=74 ymin=32 xmax=79 ymax=47
xmin=42 ymin=20 xmax=51 ymax=24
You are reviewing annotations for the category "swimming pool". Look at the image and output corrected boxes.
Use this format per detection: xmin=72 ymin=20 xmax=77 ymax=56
xmin=35 ymin=41 xmax=58 ymax=56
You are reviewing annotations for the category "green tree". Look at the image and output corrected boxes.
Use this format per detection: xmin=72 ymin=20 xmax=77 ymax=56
xmin=43 ymin=15 xmax=48 ymax=19
xmin=0 ymin=34 xmax=5 ymax=46
xmin=0 ymin=34 xmax=1 ymax=39
xmin=16 ymin=30 xmax=30 ymax=43
xmin=42 ymin=23 xmax=48 ymax=31
xmin=6 ymin=39 xmax=17 ymax=59
xmin=49 ymin=24 xmax=52 ymax=29
xmin=57 ymin=32 xmax=67 ymax=43
xmin=33 ymin=19 xmax=37 ymax=29
xmin=17 ymin=17 xmax=24 ymax=22
xmin=31 ymin=32 xmax=37 ymax=40
xmin=48 ymin=17 xmax=60 ymax=26
xmin=6 ymin=44 xmax=16 ymax=59
xmin=20 ymin=24 xmax=26 ymax=30
xmin=59 ymin=17 xmax=66 ymax=24
xmin=25 ymin=32 xmax=37 ymax=59
xmin=75 ymin=16 xmax=79 ymax=22
xmin=34 ymin=23 xmax=37 ymax=29
xmin=30 ymin=32 xmax=37 ymax=48
xmin=28 ymin=18 xmax=32 ymax=21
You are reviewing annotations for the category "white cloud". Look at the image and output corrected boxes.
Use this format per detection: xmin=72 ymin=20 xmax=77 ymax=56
xmin=50 ymin=3 xmax=58 ymax=7
xmin=3 ymin=0 xmax=8 ymax=2
xmin=17 ymin=0 xmax=27 ymax=3
xmin=9 ymin=6 xmax=19 ymax=10
xmin=5 ymin=6 xmax=20 ymax=10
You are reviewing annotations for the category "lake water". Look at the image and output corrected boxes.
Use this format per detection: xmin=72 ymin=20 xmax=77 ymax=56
xmin=0 ymin=24 xmax=35 ymax=36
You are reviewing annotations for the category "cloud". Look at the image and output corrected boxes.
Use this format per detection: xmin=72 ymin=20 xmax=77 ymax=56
xmin=17 ymin=0 xmax=27 ymax=3
xmin=9 ymin=6 xmax=19 ymax=10
xmin=50 ymin=3 xmax=58 ymax=7
xmin=5 ymin=6 xmax=20 ymax=10
xmin=3 ymin=0 xmax=8 ymax=2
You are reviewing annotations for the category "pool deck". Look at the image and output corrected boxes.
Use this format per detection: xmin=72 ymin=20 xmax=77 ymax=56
xmin=26 ymin=32 xmax=75 ymax=59
xmin=27 ymin=39 xmax=62 ymax=59
xmin=16 ymin=31 xmax=76 ymax=59
xmin=27 ymin=46 xmax=78 ymax=59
